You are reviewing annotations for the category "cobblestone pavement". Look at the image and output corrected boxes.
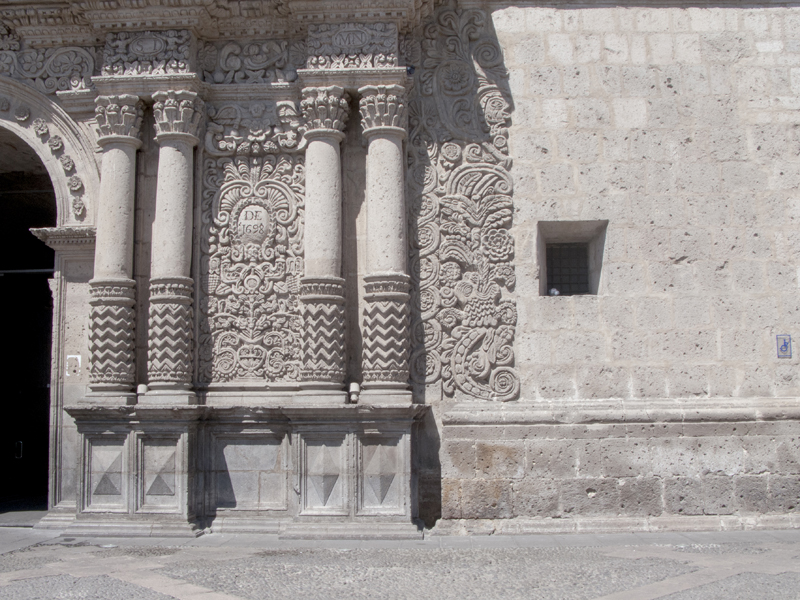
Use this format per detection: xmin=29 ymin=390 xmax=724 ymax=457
xmin=0 ymin=527 xmax=799 ymax=599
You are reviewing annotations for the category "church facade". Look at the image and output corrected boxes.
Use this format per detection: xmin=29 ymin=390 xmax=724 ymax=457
xmin=0 ymin=0 xmax=798 ymax=536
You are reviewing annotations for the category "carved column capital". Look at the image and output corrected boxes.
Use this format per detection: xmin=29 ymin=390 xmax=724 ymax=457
xmin=301 ymin=86 xmax=350 ymax=139
xmin=95 ymin=94 xmax=144 ymax=147
xmin=153 ymin=90 xmax=203 ymax=144
xmin=358 ymin=85 xmax=407 ymax=139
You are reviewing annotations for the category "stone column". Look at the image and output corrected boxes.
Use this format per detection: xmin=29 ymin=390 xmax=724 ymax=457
xmin=358 ymin=85 xmax=410 ymax=393
xmin=89 ymin=95 xmax=144 ymax=395
xmin=146 ymin=90 xmax=203 ymax=397
xmin=299 ymin=86 xmax=350 ymax=391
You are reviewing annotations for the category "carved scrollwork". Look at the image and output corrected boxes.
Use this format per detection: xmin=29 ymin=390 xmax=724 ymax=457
xmin=0 ymin=46 xmax=95 ymax=94
xmin=205 ymin=100 xmax=303 ymax=156
xmin=306 ymin=23 xmax=398 ymax=69
xmin=407 ymin=3 xmax=519 ymax=401
xmin=199 ymin=154 xmax=305 ymax=385
xmin=102 ymin=30 xmax=192 ymax=76
xmin=198 ymin=40 xmax=304 ymax=84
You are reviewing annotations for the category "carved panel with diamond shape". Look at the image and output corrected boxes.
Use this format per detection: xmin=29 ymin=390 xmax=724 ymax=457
xmin=300 ymin=435 xmax=347 ymax=515
xmin=357 ymin=434 xmax=405 ymax=515
xmin=138 ymin=436 xmax=181 ymax=512
xmin=86 ymin=436 xmax=127 ymax=512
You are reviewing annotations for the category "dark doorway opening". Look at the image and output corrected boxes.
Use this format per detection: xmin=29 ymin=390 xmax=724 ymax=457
xmin=0 ymin=131 xmax=56 ymax=520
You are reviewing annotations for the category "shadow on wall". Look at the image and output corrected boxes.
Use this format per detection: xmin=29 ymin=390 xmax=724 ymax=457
xmin=406 ymin=0 xmax=516 ymax=526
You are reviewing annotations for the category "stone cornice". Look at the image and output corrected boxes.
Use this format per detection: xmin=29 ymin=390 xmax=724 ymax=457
xmin=0 ymin=0 xmax=435 ymax=47
xmin=30 ymin=225 xmax=96 ymax=251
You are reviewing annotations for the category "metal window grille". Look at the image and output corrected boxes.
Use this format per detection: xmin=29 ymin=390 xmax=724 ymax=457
xmin=546 ymin=243 xmax=589 ymax=295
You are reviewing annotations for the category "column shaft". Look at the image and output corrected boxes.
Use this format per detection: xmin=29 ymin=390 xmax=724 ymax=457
xmin=146 ymin=90 xmax=202 ymax=396
xmin=359 ymin=85 xmax=411 ymax=392
xmin=89 ymin=95 xmax=143 ymax=393
xmin=299 ymin=86 xmax=350 ymax=390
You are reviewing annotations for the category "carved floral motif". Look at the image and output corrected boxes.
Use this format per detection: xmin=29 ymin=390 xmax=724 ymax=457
xmin=102 ymin=30 xmax=192 ymax=76
xmin=198 ymin=154 xmax=305 ymax=384
xmin=407 ymin=3 xmax=519 ymax=401
xmin=198 ymin=40 xmax=304 ymax=84
xmin=0 ymin=46 xmax=95 ymax=94
xmin=307 ymin=23 xmax=397 ymax=69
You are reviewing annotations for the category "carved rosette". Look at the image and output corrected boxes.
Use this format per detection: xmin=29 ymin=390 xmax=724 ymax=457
xmin=301 ymin=86 xmax=350 ymax=137
xmin=89 ymin=279 xmax=136 ymax=390
xmin=362 ymin=274 xmax=411 ymax=387
xmin=300 ymin=277 xmax=346 ymax=385
xmin=153 ymin=90 xmax=203 ymax=139
xmin=148 ymin=277 xmax=193 ymax=386
xmin=359 ymin=85 xmax=407 ymax=136
xmin=95 ymin=95 xmax=144 ymax=143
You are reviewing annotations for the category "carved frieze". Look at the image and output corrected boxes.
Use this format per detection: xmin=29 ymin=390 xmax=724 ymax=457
xmin=198 ymin=155 xmax=305 ymax=385
xmin=205 ymin=100 xmax=303 ymax=157
xmin=198 ymin=40 xmax=304 ymax=84
xmin=153 ymin=90 xmax=203 ymax=138
xmin=95 ymin=94 xmax=144 ymax=140
xmin=306 ymin=23 xmax=397 ymax=69
xmin=407 ymin=3 xmax=519 ymax=401
xmin=0 ymin=45 xmax=95 ymax=94
xmin=102 ymin=30 xmax=192 ymax=76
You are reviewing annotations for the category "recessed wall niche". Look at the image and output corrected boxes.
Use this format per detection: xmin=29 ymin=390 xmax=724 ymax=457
xmin=537 ymin=220 xmax=608 ymax=297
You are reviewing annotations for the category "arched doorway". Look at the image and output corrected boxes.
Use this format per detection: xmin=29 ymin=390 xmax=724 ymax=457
xmin=0 ymin=128 xmax=56 ymax=517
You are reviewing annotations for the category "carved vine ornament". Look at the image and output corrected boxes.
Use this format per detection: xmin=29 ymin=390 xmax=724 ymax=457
xmin=0 ymin=4 xmax=519 ymax=400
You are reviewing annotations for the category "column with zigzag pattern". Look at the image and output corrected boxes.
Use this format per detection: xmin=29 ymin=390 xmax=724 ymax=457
xmin=89 ymin=95 xmax=144 ymax=394
xmin=146 ymin=90 xmax=203 ymax=396
xmin=359 ymin=85 xmax=411 ymax=393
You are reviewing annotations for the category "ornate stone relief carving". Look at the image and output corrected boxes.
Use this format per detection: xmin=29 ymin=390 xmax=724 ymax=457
xmin=149 ymin=277 xmax=194 ymax=384
xmin=89 ymin=280 xmax=136 ymax=387
xmin=95 ymin=94 xmax=145 ymax=138
xmin=0 ymin=44 xmax=95 ymax=94
xmin=407 ymin=3 xmax=519 ymax=401
xmin=102 ymin=30 xmax=192 ymax=76
xmin=152 ymin=89 xmax=203 ymax=136
xmin=198 ymin=40 xmax=304 ymax=84
xmin=300 ymin=86 xmax=350 ymax=132
xmin=362 ymin=274 xmax=411 ymax=385
xmin=360 ymin=84 xmax=406 ymax=131
xmin=300 ymin=277 xmax=346 ymax=384
xmin=0 ymin=94 xmax=87 ymax=221
xmin=205 ymin=100 xmax=303 ymax=157
xmin=199 ymin=154 xmax=305 ymax=385
xmin=306 ymin=23 xmax=397 ymax=69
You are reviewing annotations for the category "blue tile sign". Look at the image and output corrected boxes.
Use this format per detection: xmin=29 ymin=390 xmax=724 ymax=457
xmin=777 ymin=335 xmax=792 ymax=359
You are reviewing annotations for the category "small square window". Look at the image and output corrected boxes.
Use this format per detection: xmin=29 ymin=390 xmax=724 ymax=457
xmin=546 ymin=243 xmax=589 ymax=295
xmin=538 ymin=220 xmax=608 ymax=296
